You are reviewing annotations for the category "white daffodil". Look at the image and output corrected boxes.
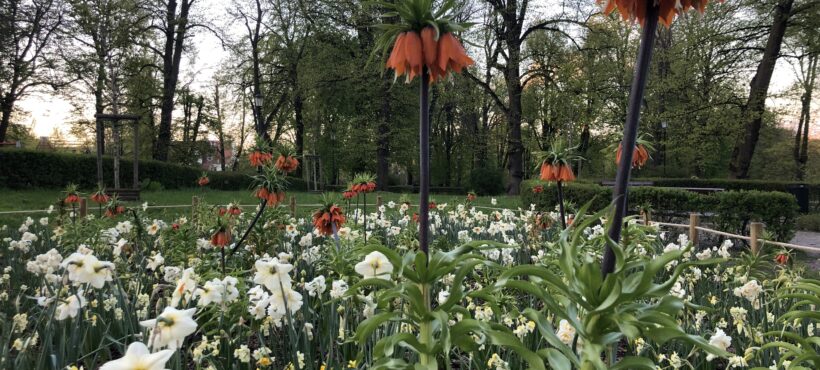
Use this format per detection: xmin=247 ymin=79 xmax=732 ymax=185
xmin=140 ymin=307 xmax=198 ymax=350
xmin=268 ymin=285 xmax=303 ymax=316
xmin=61 ymin=252 xmax=114 ymax=289
xmin=706 ymin=329 xmax=732 ymax=361
xmin=99 ymin=342 xmax=174 ymax=370
xmin=305 ymin=275 xmax=326 ymax=297
xmin=253 ymin=258 xmax=294 ymax=292
xmin=194 ymin=277 xmax=239 ymax=306
xmin=354 ymin=251 xmax=393 ymax=280
xmin=555 ymin=319 xmax=575 ymax=345
xmin=55 ymin=290 xmax=87 ymax=320
xmin=146 ymin=253 xmax=164 ymax=271
xmin=170 ymin=268 xmax=198 ymax=308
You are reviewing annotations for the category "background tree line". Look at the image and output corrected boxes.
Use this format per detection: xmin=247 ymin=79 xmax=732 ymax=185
xmin=1 ymin=0 xmax=818 ymax=194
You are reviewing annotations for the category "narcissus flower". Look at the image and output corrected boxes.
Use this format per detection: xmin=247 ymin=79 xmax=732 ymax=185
xmin=140 ymin=306 xmax=198 ymax=350
xmin=600 ymin=0 xmax=722 ymax=27
xmin=99 ymin=342 xmax=175 ymax=370
xmin=355 ymin=251 xmax=393 ymax=280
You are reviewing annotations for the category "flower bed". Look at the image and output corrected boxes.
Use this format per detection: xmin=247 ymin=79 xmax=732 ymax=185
xmin=0 ymin=195 xmax=816 ymax=369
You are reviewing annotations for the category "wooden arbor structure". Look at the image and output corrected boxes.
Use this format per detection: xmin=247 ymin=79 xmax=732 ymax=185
xmin=95 ymin=113 xmax=141 ymax=200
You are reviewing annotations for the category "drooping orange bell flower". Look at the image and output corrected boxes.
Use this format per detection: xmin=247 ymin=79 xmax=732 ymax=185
xmin=387 ymin=30 xmax=473 ymax=82
xmin=64 ymin=193 xmax=80 ymax=205
xmin=436 ymin=33 xmax=474 ymax=75
xmin=539 ymin=163 xmax=555 ymax=181
xmin=249 ymin=151 xmax=273 ymax=167
xmin=104 ymin=205 xmax=125 ymax=218
xmin=343 ymin=190 xmax=356 ymax=199
xmin=600 ymin=0 xmax=721 ymax=27
xmin=197 ymin=176 xmax=210 ymax=186
xmin=557 ymin=165 xmax=576 ymax=182
xmin=274 ymin=155 xmax=299 ymax=173
xmin=312 ymin=205 xmax=346 ymax=236
xmin=466 ymin=192 xmax=476 ymax=202
xmin=615 ymin=143 xmax=650 ymax=168
xmin=90 ymin=192 xmax=110 ymax=204
xmin=775 ymin=253 xmax=789 ymax=265
xmin=532 ymin=185 xmax=544 ymax=194
xmin=257 ymin=188 xmax=285 ymax=205
xmin=210 ymin=226 xmax=231 ymax=248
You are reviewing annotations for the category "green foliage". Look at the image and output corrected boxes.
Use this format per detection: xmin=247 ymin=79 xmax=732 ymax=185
xmin=520 ymin=180 xmax=798 ymax=241
xmin=468 ymin=167 xmax=505 ymax=195
xmin=796 ymin=213 xmax=820 ymax=231
xmin=0 ymin=150 xmax=307 ymax=191
xmin=493 ymin=205 xmax=729 ymax=369
xmin=758 ymin=278 xmax=820 ymax=369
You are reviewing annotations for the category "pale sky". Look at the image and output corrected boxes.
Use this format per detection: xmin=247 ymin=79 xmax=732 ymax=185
xmin=16 ymin=1 xmax=805 ymax=140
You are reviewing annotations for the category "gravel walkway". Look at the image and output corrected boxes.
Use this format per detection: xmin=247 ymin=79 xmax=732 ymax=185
xmin=789 ymin=231 xmax=820 ymax=271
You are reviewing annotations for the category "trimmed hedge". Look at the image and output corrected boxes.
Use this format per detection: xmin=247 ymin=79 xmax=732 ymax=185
xmin=521 ymin=180 xmax=798 ymax=241
xmin=0 ymin=150 xmax=307 ymax=191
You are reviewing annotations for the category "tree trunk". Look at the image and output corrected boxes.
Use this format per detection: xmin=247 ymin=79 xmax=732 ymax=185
xmin=376 ymin=76 xmax=391 ymax=191
xmin=503 ymin=1 xmax=524 ymax=195
xmin=795 ymin=53 xmax=817 ymax=180
xmin=293 ymin=90 xmax=304 ymax=177
xmin=153 ymin=0 xmax=192 ymax=161
xmin=0 ymin=97 xmax=14 ymax=142
xmin=729 ymin=0 xmax=794 ymax=178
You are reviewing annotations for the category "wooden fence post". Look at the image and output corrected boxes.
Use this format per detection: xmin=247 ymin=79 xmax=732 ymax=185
xmin=689 ymin=213 xmax=699 ymax=247
xmin=641 ymin=210 xmax=651 ymax=226
xmin=289 ymin=196 xmax=296 ymax=215
xmin=750 ymin=222 xmax=764 ymax=254
xmin=79 ymin=198 xmax=87 ymax=218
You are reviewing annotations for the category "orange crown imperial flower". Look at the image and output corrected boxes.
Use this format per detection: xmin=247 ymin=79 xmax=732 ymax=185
xmin=378 ymin=0 xmax=474 ymax=82
xmin=313 ymin=205 xmax=346 ymax=236
xmin=600 ymin=0 xmax=723 ymax=27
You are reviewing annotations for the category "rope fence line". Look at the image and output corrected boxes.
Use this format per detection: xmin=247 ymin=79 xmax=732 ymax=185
xmin=0 ymin=196 xmax=511 ymax=215
xmin=640 ymin=213 xmax=820 ymax=254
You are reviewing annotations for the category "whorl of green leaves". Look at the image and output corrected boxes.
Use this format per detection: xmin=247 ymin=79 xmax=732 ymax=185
xmin=493 ymin=202 xmax=730 ymax=369
xmin=369 ymin=0 xmax=472 ymax=67
xmin=252 ymin=162 xmax=289 ymax=192
xmin=533 ymin=140 xmax=583 ymax=168
xmin=352 ymin=172 xmax=377 ymax=185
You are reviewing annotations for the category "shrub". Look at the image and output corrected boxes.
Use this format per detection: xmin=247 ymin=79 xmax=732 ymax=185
xmin=521 ymin=180 xmax=798 ymax=241
xmin=468 ymin=167 xmax=505 ymax=195
xmin=0 ymin=150 xmax=307 ymax=191
xmin=796 ymin=213 xmax=820 ymax=232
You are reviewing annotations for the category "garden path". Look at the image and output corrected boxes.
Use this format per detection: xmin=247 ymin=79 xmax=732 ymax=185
xmin=789 ymin=231 xmax=820 ymax=271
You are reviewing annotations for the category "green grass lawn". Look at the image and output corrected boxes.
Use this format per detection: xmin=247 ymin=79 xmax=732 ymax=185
xmin=0 ymin=188 xmax=522 ymax=224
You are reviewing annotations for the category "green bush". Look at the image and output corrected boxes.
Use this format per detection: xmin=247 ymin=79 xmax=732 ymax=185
xmin=0 ymin=150 xmax=307 ymax=191
xmin=521 ymin=180 xmax=798 ymax=241
xmin=468 ymin=167 xmax=505 ymax=195
xmin=796 ymin=213 xmax=820 ymax=232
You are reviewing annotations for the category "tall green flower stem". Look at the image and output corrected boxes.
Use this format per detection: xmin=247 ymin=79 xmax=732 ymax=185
xmin=557 ymin=181 xmax=566 ymax=229
xmin=418 ymin=68 xmax=433 ymax=367
xmin=363 ymin=192 xmax=367 ymax=244
xmin=603 ymin=1 xmax=659 ymax=276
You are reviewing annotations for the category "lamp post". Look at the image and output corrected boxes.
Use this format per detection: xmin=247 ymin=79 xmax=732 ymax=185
xmin=661 ymin=121 xmax=668 ymax=176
